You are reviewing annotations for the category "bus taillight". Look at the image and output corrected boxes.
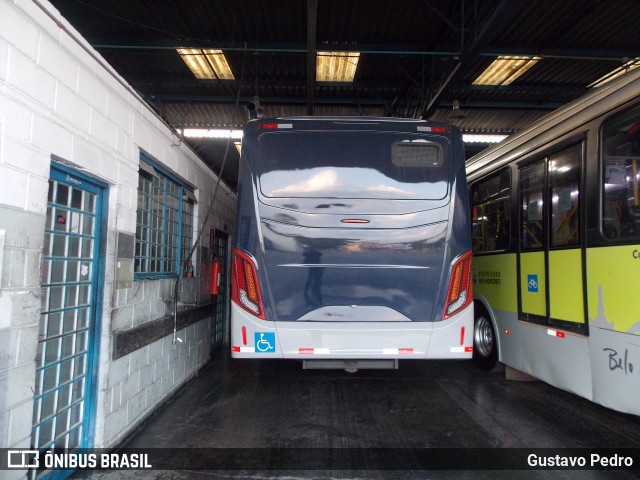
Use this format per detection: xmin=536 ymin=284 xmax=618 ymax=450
xmin=443 ymin=251 xmax=473 ymax=319
xmin=232 ymin=248 xmax=266 ymax=319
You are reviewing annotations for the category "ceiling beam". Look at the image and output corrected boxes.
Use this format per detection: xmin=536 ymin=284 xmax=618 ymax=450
xmin=306 ymin=0 xmax=318 ymax=115
xmin=154 ymin=94 xmax=563 ymax=110
xmin=91 ymin=39 xmax=639 ymax=61
xmin=422 ymin=0 xmax=459 ymax=32
xmin=421 ymin=0 xmax=521 ymax=119
xmin=129 ymin=75 xmax=586 ymax=95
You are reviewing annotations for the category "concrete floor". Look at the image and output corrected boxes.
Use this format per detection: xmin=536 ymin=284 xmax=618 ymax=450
xmin=74 ymin=353 xmax=640 ymax=479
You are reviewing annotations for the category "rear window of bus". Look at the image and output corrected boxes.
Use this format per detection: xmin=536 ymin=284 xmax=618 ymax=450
xmin=257 ymin=131 xmax=449 ymax=200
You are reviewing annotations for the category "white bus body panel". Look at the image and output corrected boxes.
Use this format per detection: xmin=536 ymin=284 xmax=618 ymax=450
xmin=231 ymin=302 xmax=474 ymax=360
xmin=589 ymin=326 xmax=640 ymax=416
xmin=493 ymin=303 xmax=640 ymax=415
xmin=503 ymin=317 xmax=592 ymax=401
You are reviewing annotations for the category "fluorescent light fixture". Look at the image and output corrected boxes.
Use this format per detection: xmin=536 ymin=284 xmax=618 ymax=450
xmin=177 ymin=48 xmax=235 ymax=80
xmin=182 ymin=129 xmax=243 ymax=139
xmin=472 ymin=56 xmax=540 ymax=86
xmin=463 ymin=134 xmax=508 ymax=144
xmin=316 ymin=51 xmax=360 ymax=82
xmin=588 ymin=58 xmax=640 ymax=88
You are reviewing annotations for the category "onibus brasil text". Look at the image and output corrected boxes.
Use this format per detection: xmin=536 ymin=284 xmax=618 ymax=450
xmin=41 ymin=451 xmax=152 ymax=469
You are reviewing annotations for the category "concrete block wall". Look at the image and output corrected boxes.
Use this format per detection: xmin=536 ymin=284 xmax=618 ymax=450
xmin=103 ymin=320 xmax=210 ymax=445
xmin=0 ymin=0 xmax=237 ymax=463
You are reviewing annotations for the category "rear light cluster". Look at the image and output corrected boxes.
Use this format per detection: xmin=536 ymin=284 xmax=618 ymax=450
xmin=232 ymin=248 xmax=266 ymax=319
xmin=443 ymin=251 xmax=473 ymax=319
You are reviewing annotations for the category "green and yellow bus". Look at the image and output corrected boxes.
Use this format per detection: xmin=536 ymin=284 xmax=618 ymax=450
xmin=466 ymin=68 xmax=640 ymax=415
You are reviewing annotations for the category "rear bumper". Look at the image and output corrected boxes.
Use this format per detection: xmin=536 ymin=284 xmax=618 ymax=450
xmin=230 ymin=302 xmax=474 ymax=360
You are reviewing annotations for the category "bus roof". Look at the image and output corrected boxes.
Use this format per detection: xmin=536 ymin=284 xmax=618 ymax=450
xmin=245 ymin=116 xmax=453 ymax=134
xmin=465 ymin=68 xmax=640 ymax=180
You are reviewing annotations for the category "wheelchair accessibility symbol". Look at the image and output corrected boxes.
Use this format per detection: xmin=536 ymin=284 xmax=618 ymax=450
xmin=255 ymin=332 xmax=276 ymax=353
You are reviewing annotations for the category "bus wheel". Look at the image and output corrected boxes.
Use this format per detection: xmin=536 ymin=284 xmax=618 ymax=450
xmin=473 ymin=310 xmax=497 ymax=371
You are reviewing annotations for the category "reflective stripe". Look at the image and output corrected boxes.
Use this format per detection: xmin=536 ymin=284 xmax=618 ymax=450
xmin=265 ymin=123 xmax=293 ymax=129
xmin=547 ymin=329 xmax=566 ymax=338
xmin=300 ymin=347 xmax=413 ymax=355
xmin=450 ymin=346 xmax=474 ymax=353
xmin=417 ymin=126 xmax=447 ymax=133
xmin=299 ymin=348 xmax=330 ymax=354
xmin=232 ymin=346 xmax=257 ymax=353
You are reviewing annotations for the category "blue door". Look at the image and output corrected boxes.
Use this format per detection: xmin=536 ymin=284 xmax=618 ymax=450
xmin=31 ymin=164 xmax=105 ymax=478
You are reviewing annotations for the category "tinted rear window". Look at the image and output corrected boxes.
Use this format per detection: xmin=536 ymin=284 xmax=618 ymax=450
xmin=392 ymin=143 xmax=442 ymax=167
xmin=258 ymin=131 xmax=449 ymax=199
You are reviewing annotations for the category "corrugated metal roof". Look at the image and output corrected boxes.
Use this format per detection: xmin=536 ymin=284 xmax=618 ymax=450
xmin=48 ymin=0 xmax=640 ymax=190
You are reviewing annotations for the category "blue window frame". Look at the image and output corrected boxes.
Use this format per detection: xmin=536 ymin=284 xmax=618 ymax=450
xmin=135 ymin=153 xmax=195 ymax=278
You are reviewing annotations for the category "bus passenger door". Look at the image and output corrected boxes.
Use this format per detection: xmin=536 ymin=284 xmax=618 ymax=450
xmin=519 ymin=161 xmax=547 ymax=320
xmin=518 ymin=143 xmax=586 ymax=333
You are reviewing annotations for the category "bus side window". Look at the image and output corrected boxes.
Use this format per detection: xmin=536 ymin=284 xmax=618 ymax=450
xmin=470 ymin=168 xmax=511 ymax=253
xmin=601 ymin=103 xmax=640 ymax=241
xmin=550 ymin=145 xmax=581 ymax=247
xmin=520 ymin=162 xmax=545 ymax=250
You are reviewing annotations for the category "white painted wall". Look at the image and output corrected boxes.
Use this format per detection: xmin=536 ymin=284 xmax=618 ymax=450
xmin=0 ymin=0 xmax=236 ymax=473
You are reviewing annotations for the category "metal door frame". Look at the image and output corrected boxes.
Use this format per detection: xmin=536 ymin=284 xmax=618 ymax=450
xmin=32 ymin=160 xmax=108 ymax=478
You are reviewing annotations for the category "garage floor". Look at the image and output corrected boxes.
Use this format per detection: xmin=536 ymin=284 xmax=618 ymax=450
xmin=74 ymin=353 xmax=640 ymax=479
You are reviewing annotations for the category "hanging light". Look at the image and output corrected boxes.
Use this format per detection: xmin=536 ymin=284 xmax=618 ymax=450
xmin=448 ymin=100 xmax=467 ymax=122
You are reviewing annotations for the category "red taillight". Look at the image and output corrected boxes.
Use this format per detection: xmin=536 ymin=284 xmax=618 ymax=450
xmin=443 ymin=251 xmax=473 ymax=319
xmin=232 ymin=248 xmax=266 ymax=319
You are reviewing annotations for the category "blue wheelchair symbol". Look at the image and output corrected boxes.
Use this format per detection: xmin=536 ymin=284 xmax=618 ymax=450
xmin=254 ymin=332 xmax=275 ymax=353
xmin=527 ymin=274 xmax=539 ymax=293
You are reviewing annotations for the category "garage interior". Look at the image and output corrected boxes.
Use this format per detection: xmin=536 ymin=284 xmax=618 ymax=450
xmin=44 ymin=0 xmax=640 ymax=188
xmin=1 ymin=1 xmax=640 ymax=479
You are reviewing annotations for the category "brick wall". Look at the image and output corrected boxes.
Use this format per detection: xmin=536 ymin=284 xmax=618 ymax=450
xmin=0 ymin=0 xmax=236 ymax=470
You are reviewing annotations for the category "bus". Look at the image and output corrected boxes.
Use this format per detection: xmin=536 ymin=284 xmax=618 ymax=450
xmin=231 ymin=117 xmax=473 ymax=369
xmin=467 ymin=68 xmax=640 ymax=415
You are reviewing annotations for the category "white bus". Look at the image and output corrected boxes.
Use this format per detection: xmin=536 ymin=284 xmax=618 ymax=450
xmin=467 ymin=68 xmax=640 ymax=415
xmin=231 ymin=117 xmax=474 ymax=369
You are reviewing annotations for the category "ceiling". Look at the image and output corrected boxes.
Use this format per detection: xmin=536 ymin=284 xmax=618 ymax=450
xmin=48 ymin=0 xmax=640 ymax=190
